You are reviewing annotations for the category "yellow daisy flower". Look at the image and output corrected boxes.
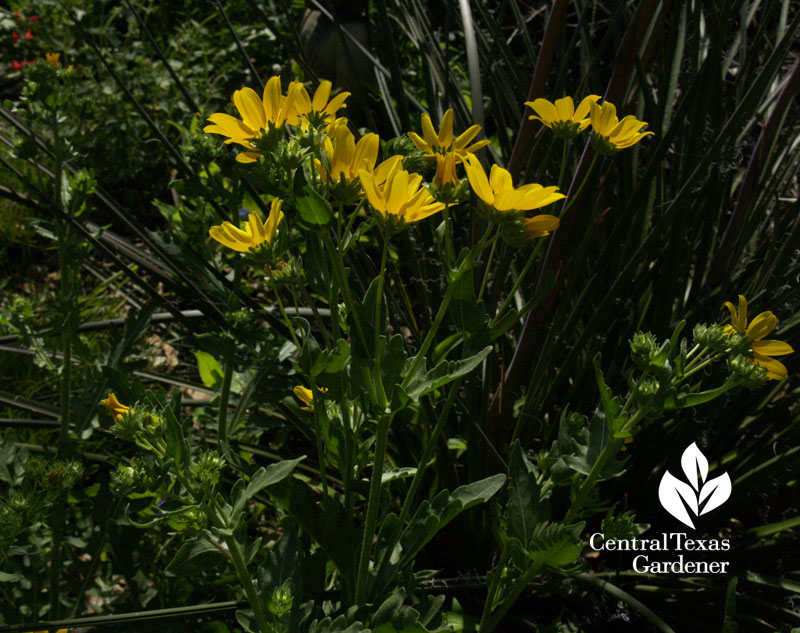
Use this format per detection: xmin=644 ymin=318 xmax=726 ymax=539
xmin=589 ymin=101 xmax=654 ymax=155
xmin=45 ymin=52 xmax=60 ymax=68
xmin=209 ymin=199 xmax=284 ymax=253
xmin=100 ymin=393 xmax=130 ymax=422
xmin=357 ymin=166 xmax=446 ymax=230
xmin=724 ymin=294 xmax=793 ymax=380
xmin=294 ymin=80 xmax=350 ymax=127
xmin=407 ymin=109 xmax=490 ymax=160
xmin=524 ymin=95 xmax=601 ymax=139
xmin=315 ymin=126 xmax=380 ymax=185
xmin=463 ymin=154 xmax=565 ymax=220
xmin=203 ymin=77 xmax=306 ymax=163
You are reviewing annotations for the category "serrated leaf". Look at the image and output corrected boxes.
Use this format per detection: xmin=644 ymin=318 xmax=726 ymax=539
xmin=527 ymin=522 xmax=584 ymax=569
xmin=398 ymin=474 xmax=505 ymax=565
xmin=507 ymin=441 xmax=540 ymax=546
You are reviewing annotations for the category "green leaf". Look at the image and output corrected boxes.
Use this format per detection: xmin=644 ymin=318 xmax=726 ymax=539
xmin=527 ymin=522 xmax=584 ymax=569
xmin=295 ymin=184 xmax=333 ymax=226
xmin=162 ymin=403 xmax=189 ymax=468
xmin=404 ymin=346 xmax=492 ymax=401
xmin=506 ymin=441 xmax=540 ymax=546
xmin=348 ymin=277 xmax=387 ymax=365
xmin=398 ymin=474 xmax=506 ymax=566
xmin=232 ymin=456 xmax=305 ymax=518
xmin=165 ymin=536 xmax=227 ymax=576
xmin=194 ymin=351 xmax=224 ymax=389
xmin=381 ymin=466 xmax=417 ymax=484
xmin=592 ymin=354 xmax=622 ymax=425
xmin=450 ymin=260 xmax=486 ymax=333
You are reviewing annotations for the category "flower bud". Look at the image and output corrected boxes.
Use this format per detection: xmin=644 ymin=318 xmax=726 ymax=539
xmin=190 ymin=451 xmax=225 ymax=486
xmin=727 ymin=354 xmax=768 ymax=388
xmin=692 ymin=323 xmax=728 ymax=352
xmin=629 ymin=331 xmax=659 ymax=368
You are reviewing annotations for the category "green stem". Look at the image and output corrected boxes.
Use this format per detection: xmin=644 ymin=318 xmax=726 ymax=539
xmin=272 ymin=285 xmax=302 ymax=352
xmin=401 ymin=279 xmax=459 ymax=390
xmin=49 ymin=496 xmax=65 ymax=618
xmin=322 ymin=230 xmax=369 ymax=359
xmin=205 ymin=498 xmax=270 ymax=633
xmin=680 ymin=355 xmax=719 ymax=381
xmin=490 ymin=239 xmax=546 ymax=327
xmin=557 ymin=138 xmax=569 ymax=190
xmin=442 ymin=202 xmax=454 ymax=268
xmin=224 ymin=533 xmax=272 ymax=633
xmin=478 ymin=231 xmax=500 ymax=301
xmin=559 ymin=152 xmax=599 ymax=218
xmin=354 ymin=411 xmax=394 ymax=607
xmin=564 ymin=410 xmax=644 ymax=525
xmin=373 ymin=374 xmax=465 ymax=594
xmin=308 ymin=376 xmax=330 ymax=501
xmin=218 ymin=341 xmax=234 ymax=445
xmin=372 ymin=234 xmax=391 ymax=407
xmin=479 ymin=558 xmax=545 ymax=633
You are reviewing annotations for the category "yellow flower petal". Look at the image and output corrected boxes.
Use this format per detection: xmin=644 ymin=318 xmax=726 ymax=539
xmin=746 ymin=311 xmax=777 ymax=341
xmin=453 ymin=124 xmax=482 ymax=151
xmin=407 ymin=131 xmax=429 ymax=152
xmin=523 ymin=214 xmax=560 ymax=238
xmin=358 ymin=169 xmax=384 ymax=210
xmin=262 ymin=76 xmax=282 ymax=123
xmin=235 ymin=151 xmax=260 ymax=163
xmin=488 ymin=164 xmax=513 ymax=194
xmin=752 ymin=339 xmax=793 ymax=356
xmin=526 ymin=98 xmax=558 ymax=125
xmin=464 ymin=154 xmax=494 ymax=205
xmin=574 ymin=95 xmax=601 ymax=120
xmin=420 ymin=113 xmax=438 ymax=149
xmin=437 ymin=109 xmax=455 ymax=147
xmin=264 ymin=198 xmax=284 ymax=243
xmin=554 ymin=96 xmax=575 ymax=122
xmin=753 ymin=353 xmax=788 ymax=380
xmin=373 ymin=155 xmax=403 ymax=185
xmin=233 ymin=87 xmax=267 ymax=131
xmin=312 ymin=81 xmax=332 ymax=112
xmin=204 ymin=113 xmax=256 ymax=144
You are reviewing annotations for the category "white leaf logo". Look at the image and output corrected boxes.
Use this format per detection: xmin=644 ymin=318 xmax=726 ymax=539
xmin=659 ymin=443 xmax=731 ymax=529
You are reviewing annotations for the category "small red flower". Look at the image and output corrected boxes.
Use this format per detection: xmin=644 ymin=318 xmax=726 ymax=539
xmin=30 ymin=15 xmax=40 ymax=23
xmin=25 ymin=29 xmax=34 ymax=40
xmin=12 ymin=31 xmax=20 ymax=42
xmin=13 ymin=10 xmax=22 ymax=19
xmin=10 ymin=61 xmax=23 ymax=71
